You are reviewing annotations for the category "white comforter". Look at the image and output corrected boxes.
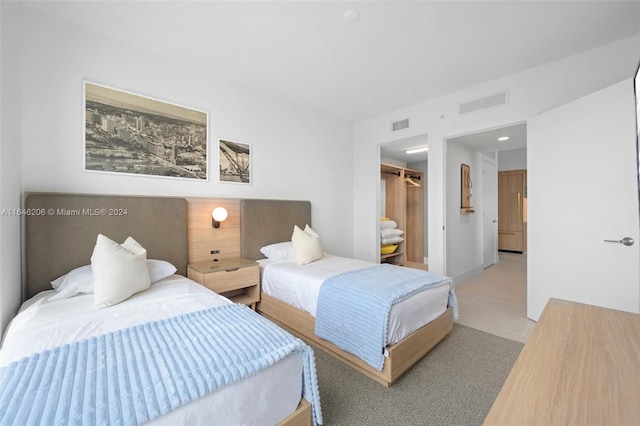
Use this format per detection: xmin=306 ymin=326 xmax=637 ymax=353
xmin=0 ymin=275 xmax=303 ymax=425
xmin=260 ymin=254 xmax=451 ymax=346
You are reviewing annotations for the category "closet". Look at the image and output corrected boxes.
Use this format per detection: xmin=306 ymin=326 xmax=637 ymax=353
xmin=498 ymin=169 xmax=527 ymax=253
xmin=380 ymin=163 xmax=425 ymax=269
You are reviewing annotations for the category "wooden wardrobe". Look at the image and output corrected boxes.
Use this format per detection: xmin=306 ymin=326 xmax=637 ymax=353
xmin=380 ymin=163 xmax=425 ymax=269
xmin=498 ymin=169 xmax=527 ymax=253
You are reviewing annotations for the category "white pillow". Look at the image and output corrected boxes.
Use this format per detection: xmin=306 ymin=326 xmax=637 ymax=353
xmin=259 ymin=241 xmax=296 ymax=260
xmin=380 ymin=220 xmax=398 ymax=230
xmin=48 ymin=265 xmax=94 ymax=301
xmin=291 ymin=225 xmax=323 ymax=265
xmin=147 ymin=259 xmax=177 ymax=282
xmin=48 ymin=259 xmax=177 ymax=301
xmin=304 ymin=224 xmax=319 ymax=239
xmin=91 ymin=234 xmax=151 ymax=308
xmin=381 ymin=235 xmax=404 ymax=245
xmin=381 ymin=228 xmax=404 ymax=237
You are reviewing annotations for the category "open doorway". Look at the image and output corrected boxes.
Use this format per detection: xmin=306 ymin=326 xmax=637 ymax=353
xmin=445 ymin=122 xmax=527 ymax=275
xmin=379 ymin=133 xmax=428 ymax=268
xmin=444 ymin=122 xmax=534 ymax=342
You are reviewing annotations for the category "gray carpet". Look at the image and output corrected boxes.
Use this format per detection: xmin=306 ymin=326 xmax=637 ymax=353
xmin=313 ymin=324 xmax=523 ymax=426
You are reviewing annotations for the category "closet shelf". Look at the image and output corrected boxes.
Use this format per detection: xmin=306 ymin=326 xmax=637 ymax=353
xmin=381 ymin=251 xmax=404 ymax=260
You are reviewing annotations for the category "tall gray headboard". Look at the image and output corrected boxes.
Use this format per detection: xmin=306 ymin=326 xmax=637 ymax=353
xmin=240 ymin=199 xmax=311 ymax=260
xmin=24 ymin=193 xmax=188 ymax=299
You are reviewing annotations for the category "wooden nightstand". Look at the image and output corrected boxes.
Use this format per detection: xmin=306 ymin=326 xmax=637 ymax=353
xmin=187 ymin=258 xmax=260 ymax=309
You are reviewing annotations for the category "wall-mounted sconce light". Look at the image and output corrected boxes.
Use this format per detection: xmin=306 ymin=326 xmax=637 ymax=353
xmin=212 ymin=207 xmax=228 ymax=228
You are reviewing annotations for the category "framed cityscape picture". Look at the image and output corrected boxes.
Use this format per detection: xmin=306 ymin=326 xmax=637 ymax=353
xmin=218 ymin=139 xmax=251 ymax=184
xmin=83 ymin=81 xmax=208 ymax=180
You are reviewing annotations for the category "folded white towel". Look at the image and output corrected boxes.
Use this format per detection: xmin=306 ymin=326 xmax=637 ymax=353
xmin=380 ymin=220 xmax=397 ymax=230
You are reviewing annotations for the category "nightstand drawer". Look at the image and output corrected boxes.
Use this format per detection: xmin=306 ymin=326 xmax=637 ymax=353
xmin=200 ymin=265 xmax=258 ymax=293
xmin=187 ymin=259 xmax=260 ymax=309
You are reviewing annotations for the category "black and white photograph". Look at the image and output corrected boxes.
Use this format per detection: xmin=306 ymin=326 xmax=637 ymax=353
xmin=84 ymin=82 xmax=208 ymax=180
xmin=219 ymin=139 xmax=251 ymax=184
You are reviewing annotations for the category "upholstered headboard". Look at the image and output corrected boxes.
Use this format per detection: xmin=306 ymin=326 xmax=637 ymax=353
xmin=24 ymin=193 xmax=188 ymax=299
xmin=240 ymin=199 xmax=311 ymax=260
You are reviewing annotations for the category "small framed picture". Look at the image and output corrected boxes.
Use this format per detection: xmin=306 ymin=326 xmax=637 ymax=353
xmin=218 ymin=139 xmax=251 ymax=184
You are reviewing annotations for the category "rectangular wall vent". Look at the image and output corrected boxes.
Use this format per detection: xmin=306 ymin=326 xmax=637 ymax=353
xmin=392 ymin=118 xmax=410 ymax=132
xmin=459 ymin=90 xmax=508 ymax=115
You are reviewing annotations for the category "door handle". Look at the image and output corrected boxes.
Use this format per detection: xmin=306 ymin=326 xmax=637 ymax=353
xmin=603 ymin=237 xmax=635 ymax=246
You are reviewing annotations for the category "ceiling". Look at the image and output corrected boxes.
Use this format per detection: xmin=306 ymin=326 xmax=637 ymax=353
xmin=24 ymin=0 xmax=639 ymax=127
xmin=379 ymin=121 xmax=527 ymax=163
xmin=24 ymin=1 xmax=638 ymax=163
xmin=449 ymin=122 xmax=527 ymax=152
xmin=380 ymin=133 xmax=430 ymax=163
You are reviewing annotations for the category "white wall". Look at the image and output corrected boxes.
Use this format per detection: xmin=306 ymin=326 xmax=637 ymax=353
xmin=0 ymin=5 xmax=354 ymax=333
xmin=528 ymin=80 xmax=639 ymax=319
xmin=445 ymin=142 xmax=483 ymax=281
xmin=0 ymin=2 xmax=23 ymax=337
xmin=354 ymin=35 xmax=639 ymax=276
xmin=498 ymin=148 xmax=527 ymax=171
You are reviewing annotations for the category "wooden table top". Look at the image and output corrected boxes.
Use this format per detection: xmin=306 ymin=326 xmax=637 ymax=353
xmin=484 ymin=298 xmax=640 ymax=426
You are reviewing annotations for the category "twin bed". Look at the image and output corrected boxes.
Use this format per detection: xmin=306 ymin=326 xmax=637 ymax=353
xmin=240 ymin=199 xmax=457 ymax=387
xmin=0 ymin=194 xmax=457 ymax=425
xmin=0 ymin=194 xmax=318 ymax=426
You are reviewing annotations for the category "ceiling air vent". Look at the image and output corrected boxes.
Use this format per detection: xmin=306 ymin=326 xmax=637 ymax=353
xmin=459 ymin=90 xmax=508 ymax=115
xmin=392 ymin=118 xmax=410 ymax=132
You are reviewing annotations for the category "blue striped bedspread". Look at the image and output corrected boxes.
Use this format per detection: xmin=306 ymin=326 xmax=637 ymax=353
xmin=0 ymin=304 xmax=322 ymax=426
xmin=314 ymin=264 xmax=457 ymax=371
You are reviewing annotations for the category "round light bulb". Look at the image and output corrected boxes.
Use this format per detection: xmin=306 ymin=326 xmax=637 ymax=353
xmin=212 ymin=207 xmax=228 ymax=222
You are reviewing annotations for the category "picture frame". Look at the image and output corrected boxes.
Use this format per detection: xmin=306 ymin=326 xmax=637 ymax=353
xmin=83 ymin=81 xmax=208 ymax=180
xmin=218 ymin=139 xmax=252 ymax=184
xmin=460 ymin=163 xmax=475 ymax=213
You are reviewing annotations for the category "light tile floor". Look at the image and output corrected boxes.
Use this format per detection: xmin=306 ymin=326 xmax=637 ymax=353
xmin=453 ymin=252 xmax=536 ymax=343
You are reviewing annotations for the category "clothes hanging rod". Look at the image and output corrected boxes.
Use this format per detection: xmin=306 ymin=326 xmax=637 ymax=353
xmin=381 ymin=170 xmax=422 ymax=180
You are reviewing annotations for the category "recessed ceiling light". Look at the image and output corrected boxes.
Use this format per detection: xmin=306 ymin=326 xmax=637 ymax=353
xmin=405 ymin=146 xmax=428 ymax=154
xmin=343 ymin=9 xmax=360 ymax=24
xmin=498 ymin=136 xmax=510 ymax=141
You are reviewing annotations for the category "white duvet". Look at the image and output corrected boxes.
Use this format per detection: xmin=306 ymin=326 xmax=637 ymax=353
xmin=260 ymin=254 xmax=451 ymax=346
xmin=0 ymin=275 xmax=303 ymax=425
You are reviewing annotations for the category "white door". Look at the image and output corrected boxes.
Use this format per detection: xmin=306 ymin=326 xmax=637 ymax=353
xmin=527 ymin=80 xmax=640 ymax=321
xmin=482 ymin=157 xmax=498 ymax=268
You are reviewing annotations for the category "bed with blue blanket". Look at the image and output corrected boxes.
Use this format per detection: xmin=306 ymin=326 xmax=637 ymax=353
xmin=239 ymin=199 xmax=457 ymax=388
xmin=257 ymin=255 xmax=456 ymax=387
xmin=1 ymin=193 xmax=321 ymax=425
xmin=0 ymin=277 xmax=322 ymax=425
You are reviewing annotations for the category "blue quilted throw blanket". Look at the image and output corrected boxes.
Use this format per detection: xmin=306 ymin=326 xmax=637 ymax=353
xmin=0 ymin=304 xmax=322 ymax=426
xmin=315 ymin=264 xmax=458 ymax=371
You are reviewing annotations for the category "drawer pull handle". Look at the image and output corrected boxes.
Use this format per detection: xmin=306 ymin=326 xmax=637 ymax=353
xmin=226 ymin=268 xmax=240 ymax=272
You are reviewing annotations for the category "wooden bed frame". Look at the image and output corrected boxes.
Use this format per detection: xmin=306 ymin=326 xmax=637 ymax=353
xmin=22 ymin=193 xmax=311 ymax=426
xmin=240 ymin=199 xmax=454 ymax=387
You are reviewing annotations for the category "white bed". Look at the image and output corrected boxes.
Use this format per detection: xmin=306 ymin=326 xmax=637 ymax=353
xmin=5 ymin=193 xmax=318 ymax=425
xmin=0 ymin=275 xmax=305 ymax=426
xmin=260 ymin=254 xmax=451 ymax=346
xmin=240 ymin=199 xmax=456 ymax=387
